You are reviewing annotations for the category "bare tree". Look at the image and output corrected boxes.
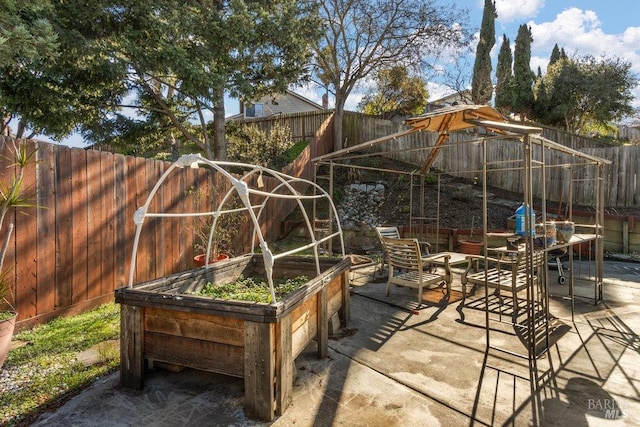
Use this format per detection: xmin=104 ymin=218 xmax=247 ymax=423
xmin=313 ymin=0 xmax=471 ymax=151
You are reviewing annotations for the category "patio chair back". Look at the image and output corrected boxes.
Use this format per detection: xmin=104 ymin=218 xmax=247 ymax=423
xmin=375 ymin=226 xmax=401 ymax=274
xmin=382 ymin=237 xmax=450 ymax=306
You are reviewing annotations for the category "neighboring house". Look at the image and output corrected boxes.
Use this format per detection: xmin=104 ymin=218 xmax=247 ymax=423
xmin=425 ymin=90 xmax=473 ymax=113
xmin=228 ymin=89 xmax=326 ymax=120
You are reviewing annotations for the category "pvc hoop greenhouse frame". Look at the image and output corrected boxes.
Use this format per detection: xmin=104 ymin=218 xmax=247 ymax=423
xmin=127 ymin=153 xmax=345 ymax=303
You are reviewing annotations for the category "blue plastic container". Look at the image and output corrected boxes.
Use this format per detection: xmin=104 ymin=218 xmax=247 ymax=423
xmin=515 ymin=203 xmax=535 ymax=236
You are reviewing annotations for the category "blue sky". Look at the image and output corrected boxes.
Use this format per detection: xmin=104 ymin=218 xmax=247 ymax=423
xmin=52 ymin=0 xmax=640 ymax=147
xmin=295 ymin=0 xmax=640 ymax=114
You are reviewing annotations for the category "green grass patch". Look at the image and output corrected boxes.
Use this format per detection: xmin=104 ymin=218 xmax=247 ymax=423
xmin=287 ymin=140 xmax=309 ymax=162
xmin=0 ymin=303 xmax=120 ymax=426
xmin=192 ymin=275 xmax=309 ymax=303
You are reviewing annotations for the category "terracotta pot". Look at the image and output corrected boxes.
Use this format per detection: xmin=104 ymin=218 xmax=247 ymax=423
xmin=193 ymin=253 xmax=230 ymax=267
xmin=0 ymin=311 xmax=17 ymax=368
xmin=460 ymin=241 xmax=483 ymax=255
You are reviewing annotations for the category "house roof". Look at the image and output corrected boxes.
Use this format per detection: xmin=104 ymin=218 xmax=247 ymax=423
xmin=227 ymin=89 xmax=324 ymax=120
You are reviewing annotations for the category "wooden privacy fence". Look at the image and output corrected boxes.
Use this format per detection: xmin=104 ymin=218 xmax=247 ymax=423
xmin=4 ymin=115 xmax=334 ymax=330
xmin=339 ymin=111 xmax=638 ymax=209
xmin=237 ymin=110 xmax=637 ymax=208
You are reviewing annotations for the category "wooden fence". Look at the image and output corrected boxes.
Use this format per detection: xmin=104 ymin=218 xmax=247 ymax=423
xmin=232 ymin=110 xmax=638 ymax=208
xmin=339 ymin=112 xmax=639 ymax=209
xmin=4 ymin=114 xmax=334 ymax=330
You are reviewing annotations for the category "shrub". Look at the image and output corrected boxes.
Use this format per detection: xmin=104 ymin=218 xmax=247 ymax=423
xmin=226 ymin=121 xmax=294 ymax=169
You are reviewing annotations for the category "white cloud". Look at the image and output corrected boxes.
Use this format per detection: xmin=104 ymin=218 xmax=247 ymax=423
xmin=495 ymin=0 xmax=545 ymax=23
xmin=527 ymin=8 xmax=640 ymax=108
xmin=528 ymin=8 xmax=640 ymax=73
xmin=427 ymin=82 xmax=455 ymax=102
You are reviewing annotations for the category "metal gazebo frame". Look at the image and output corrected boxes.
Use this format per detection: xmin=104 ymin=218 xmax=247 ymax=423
xmin=312 ymin=106 xmax=610 ymax=409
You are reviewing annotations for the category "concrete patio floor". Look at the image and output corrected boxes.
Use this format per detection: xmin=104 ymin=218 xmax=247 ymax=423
xmin=32 ymin=260 xmax=640 ymax=426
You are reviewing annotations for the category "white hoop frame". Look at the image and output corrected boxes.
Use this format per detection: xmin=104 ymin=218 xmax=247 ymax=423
xmin=127 ymin=154 xmax=345 ymax=303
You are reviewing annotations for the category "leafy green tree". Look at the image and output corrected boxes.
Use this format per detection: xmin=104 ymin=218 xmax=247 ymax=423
xmin=313 ymin=0 xmax=471 ymax=151
xmin=494 ymin=34 xmax=513 ymax=114
xmin=0 ymin=1 xmax=320 ymax=160
xmin=535 ymin=55 xmax=637 ymax=133
xmin=357 ymin=67 xmax=428 ymax=119
xmin=512 ymin=24 xmax=535 ymax=121
xmin=471 ymin=0 xmax=497 ymax=105
xmin=0 ymin=0 xmax=59 ymax=137
xmin=120 ymin=0 xmax=321 ymax=159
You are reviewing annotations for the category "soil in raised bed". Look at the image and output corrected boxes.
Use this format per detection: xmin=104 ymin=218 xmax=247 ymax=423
xmin=189 ymin=275 xmax=309 ymax=303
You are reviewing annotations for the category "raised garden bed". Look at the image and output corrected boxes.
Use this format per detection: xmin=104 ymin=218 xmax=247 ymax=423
xmin=115 ymin=254 xmax=351 ymax=421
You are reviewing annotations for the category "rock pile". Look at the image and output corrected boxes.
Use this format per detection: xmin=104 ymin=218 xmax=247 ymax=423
xmin=337 ymin=182 xmax=386 ymax=230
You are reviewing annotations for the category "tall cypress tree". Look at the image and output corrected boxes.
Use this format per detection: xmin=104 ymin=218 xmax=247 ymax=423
xmin=512 ymin=24 xmax=535 ymax=121
xmin=494 ymin=34 xmax=513 ymax=114
xmin=549 ymin=43 xmax=562 ymax=68
xmin=532 ymin=66 xmax=549 ymax=122
xmin=471 ymin=0 xmax=497 ymax=104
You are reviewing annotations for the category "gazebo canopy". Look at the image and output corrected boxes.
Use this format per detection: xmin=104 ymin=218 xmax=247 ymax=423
xmin=403 ymin=104 xmax=509 ymax=133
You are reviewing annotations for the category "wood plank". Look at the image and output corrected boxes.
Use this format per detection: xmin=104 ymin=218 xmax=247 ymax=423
xmin=144 ymin=331 xmax=244 ymax=377
xmin=162 ymin=162 xmax=176 ymax=275
xmin=145 ymin=159 xmax=157 ymax=279
xmin=71 ymin=148 xmax=89 ymax=304
xmin=114 ymin=154 xmax=128 ymax=288
xmin=120 ymin=304 xmax=144 ymax=389
xmin=292 ymin=311 xmax=317 ymax=359
xmin=275 ymin=316 xmax=293 ymax=416
xmin=0 ymin=138 xmax=16 ymax=311
xmin=14 ymin=139 xmax=38 ymax=319
xmin=126 ymin=156 xmax=141 ymax=284
xmin=35 ymin=142 xmax=57 ymax=314
xmin=243 ymin=321 xmax=276 ymax=420
xmin=317 ymin=286 xmax=328 ymax=359
xmin=100 ymin=151 xmax=116 ymax=294
xmin=55 ymin=145 xmax=73 ymax=308
xmin=135 ymin=157 xmax=150 ymax=282
xmin=290 ymin=296 xmax=316 ymax=333
xmin=143 ymin=306 xmax=243 ymax=346
xmin=86 ymin=149 xmax=102 ymax=299
xmin=340 ymin=271 xmax=350 ymax=327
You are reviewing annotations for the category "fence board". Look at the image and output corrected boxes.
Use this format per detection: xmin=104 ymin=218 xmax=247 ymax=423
xmin=133 ymin=157 xmax=148 ymax=283
xmin=87 ymin=149 xmax=102 ymax=300
xmin=114 ymin=154 xmax=128 ymax=288
xmin=100 ymin=151 xmax=116 ymax=295
xmin=71 ymin=148 xmax=89 ymax=305
xmin=55 ymin=146 xmax=73 ymax=309
xmin=14 ymin=139 xmax=37 ymax=319
xmin=36 ymin=142 xmax=57 ymax=314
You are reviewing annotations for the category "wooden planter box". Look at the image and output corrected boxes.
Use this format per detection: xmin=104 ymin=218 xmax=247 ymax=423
xmin=115 ymin=254 xmax=351 ymax=421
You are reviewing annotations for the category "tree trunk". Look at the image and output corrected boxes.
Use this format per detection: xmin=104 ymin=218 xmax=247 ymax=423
xmin=333 ymin=92 xmax=345 ymax=152
xmin=213 ymin=87 xmax=227 ymax=161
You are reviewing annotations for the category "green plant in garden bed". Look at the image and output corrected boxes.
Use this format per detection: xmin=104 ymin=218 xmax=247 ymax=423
xmin=0 ymin=303 xmax=120 ymax=426
xmin=192 ymin=275 xmax=309 ymax=303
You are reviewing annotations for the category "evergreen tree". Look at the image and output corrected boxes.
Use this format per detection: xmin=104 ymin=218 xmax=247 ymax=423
xmin=549 ymin=44 xmax=562 ymax=67
xmin=494 ymin=34 xmax=513 ymax=114
xmin=532 ymin=66 xmax=549 ymax=122
xmin=512 ymin=24 xmax=535 ymax=121
xmin=471 ymin=0 xmax=497 ymax=104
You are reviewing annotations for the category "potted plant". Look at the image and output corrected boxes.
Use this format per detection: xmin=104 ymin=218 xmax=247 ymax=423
xmin=0 ymin=141 xmax=37 ymax=368
xmin=187 ymin=182 xmax=241 ymax=267
xmin=459 ymin=215 xmax=484 ymax=255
